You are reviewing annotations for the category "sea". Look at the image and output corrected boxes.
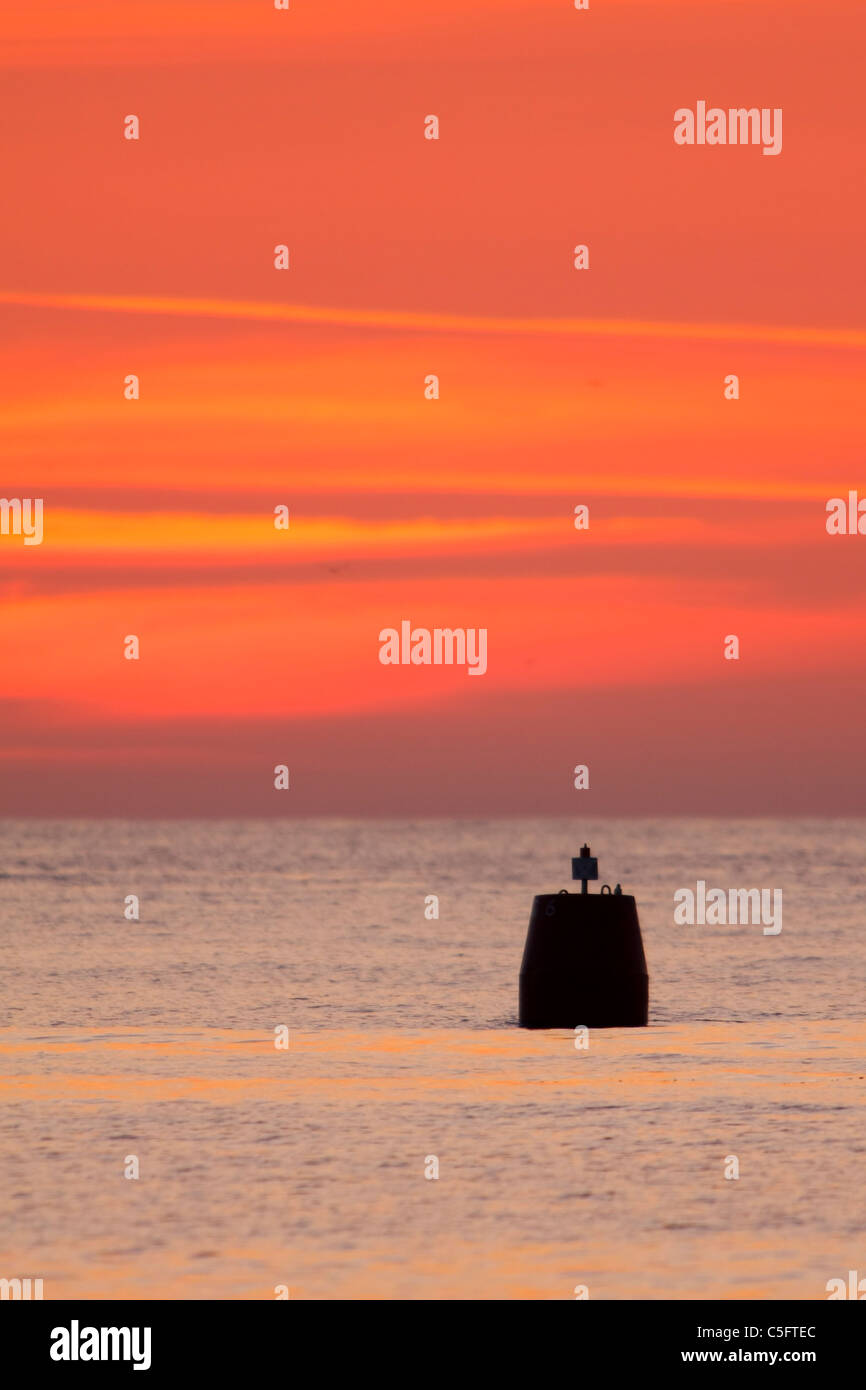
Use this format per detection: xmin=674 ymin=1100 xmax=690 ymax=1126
xmin=0 ymin=817 xmax=863 ymax=1299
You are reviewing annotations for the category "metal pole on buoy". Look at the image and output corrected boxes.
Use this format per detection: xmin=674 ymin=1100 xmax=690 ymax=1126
xmin=518 ymin=845 xmax=649 ymax=1028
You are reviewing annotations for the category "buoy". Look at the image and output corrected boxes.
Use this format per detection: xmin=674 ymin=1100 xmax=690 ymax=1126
xmin=518 ymin=845 xmax=649 ymax=1028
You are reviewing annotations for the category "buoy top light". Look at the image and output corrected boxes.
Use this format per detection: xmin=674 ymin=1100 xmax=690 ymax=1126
xmin=571 ymin=844 xmax=599 ymax=895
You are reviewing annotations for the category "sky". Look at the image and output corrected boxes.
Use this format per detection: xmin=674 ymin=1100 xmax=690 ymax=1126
xmin=1 ymin=0 xmax=864 ymax=815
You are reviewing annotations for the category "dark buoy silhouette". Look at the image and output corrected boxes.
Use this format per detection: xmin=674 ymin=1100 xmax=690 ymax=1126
xmin=519 ymin=845 xmax=648 ymax=1028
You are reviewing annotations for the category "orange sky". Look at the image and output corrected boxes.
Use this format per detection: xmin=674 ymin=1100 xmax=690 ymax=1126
xmin=1 ymin=0 xmax=864 ymax=814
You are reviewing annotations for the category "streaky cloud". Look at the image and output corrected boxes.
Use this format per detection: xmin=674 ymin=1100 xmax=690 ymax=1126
xmin=1 ymin=290 xmax=864 ymax=349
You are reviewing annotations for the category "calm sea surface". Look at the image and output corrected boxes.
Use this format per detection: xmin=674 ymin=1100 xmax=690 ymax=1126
xmin=0 ymin=817 xmax=863 ymax=1299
